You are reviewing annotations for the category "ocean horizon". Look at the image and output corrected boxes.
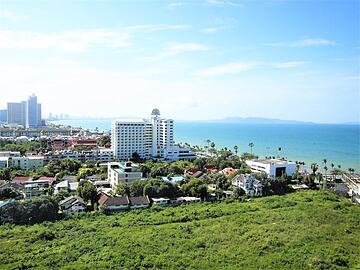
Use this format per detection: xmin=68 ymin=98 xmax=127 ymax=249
xmin=51 ymin=119 xmax=360 ymax=171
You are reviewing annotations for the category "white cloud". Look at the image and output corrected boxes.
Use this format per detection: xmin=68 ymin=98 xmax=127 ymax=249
xmin=206 ymin=0 xmax=243 ymax=7
xmin=0 ymin=10 xmax=26 ymax=21
xmin=268 ymin=38 xmax=336 ymax=48
xmin=274 ymin=61 xmax=306 ymax=68
xmin=0 ymin=29 xmax=131 ymax=52
xmin=160 ymin=43 xmax=210 ymax=57
xmin=0 ymin=25 xmax=189 ymax=52
xmin=197 ymin=62 xmax=260 ymax=76
xmin=202 ymin=27 xmax=219 ymax=33
xmin=125 ymin=24 xmax=189 ymax=32
xmin=198 ymin=60 xmax=306 ymax=76
xmin=167 ymin=2 xmax=185 ymax=10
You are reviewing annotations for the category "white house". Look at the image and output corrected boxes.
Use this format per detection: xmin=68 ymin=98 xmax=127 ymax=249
xmin=152 ymin=197 xmax=170 ymax=206
xmin=59 ymin=196 xmax=86 ymax=214
xmin=246 ymin=159 xmax=296 ymax=178
xmin=232 ymin=174 xmax=263 ymax=196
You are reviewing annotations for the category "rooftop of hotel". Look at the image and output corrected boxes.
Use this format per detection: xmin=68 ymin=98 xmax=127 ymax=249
xmin=250 ymin=159 xmax=295 ymax=165
xmin=113 ymin=118 xmax=146 ymax=123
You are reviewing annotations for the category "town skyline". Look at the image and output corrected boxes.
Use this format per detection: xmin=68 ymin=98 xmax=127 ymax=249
xmin=0 ymin=1 xmax=359 ymax=123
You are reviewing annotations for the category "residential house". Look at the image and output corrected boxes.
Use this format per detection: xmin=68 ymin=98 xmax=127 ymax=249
xmin=54 ymin=179 xmax=79 ymax=194
xmin=232 ymin=174 xmax=263 ymax=196
xmin=175 ymin=196 xmax=201 ymax=204
xmin=98 ymin=193 xmax=130 ymax=212
xmin=129 ymin=196 xmax=151 ymax=209
xmin=24 ymin=180 xmax=52 ymax=199
xmin=59 ymin=196 xmax=86 ymax=214
xmin=152 ymin=197 xmax=170 ymax=206
xmin=12 ymin=176 xmax=33 ymax=186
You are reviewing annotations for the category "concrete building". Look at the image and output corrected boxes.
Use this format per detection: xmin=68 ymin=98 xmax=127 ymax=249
xmin=24 ymin=179 xmax=52 ymax=199
xmin=7 ymin=102 xmax=25 ymax=126
xmin=107 ymin=161 xmax=143 ymax=187
xmin=9 ymin=156 xmax=44 ymax=170
xmin=112 ymin=109 xmax=195 ymax=161
xmin=0 ymin=109 xmax=7 ymax=123
xmin=246 ymin=159 xmax=296 ymax=178
xmin=6 ymin=94 xmax=42 ymax=128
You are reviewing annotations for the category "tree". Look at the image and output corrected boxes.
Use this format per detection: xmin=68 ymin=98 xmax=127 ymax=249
xmin=77 ymin=182 xmax=98 ymax=208
xmin=248 ymin=142 xmax=254 ymax=154
xmin=131 ymin=152 xmax=142 ymax=163
xmin=181 ymin=178 xmax=208 ymax=200
xmin=114 ymin=183 xmax=130 ymax=197
xmin=0 ymin=188 xmax=20 ymax=200
xmin=233 ymin=145 xmax=238 ymax=155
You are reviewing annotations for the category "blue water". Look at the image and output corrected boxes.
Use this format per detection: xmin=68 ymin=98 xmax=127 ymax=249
xmin=51 ymin=119 xmax=360 ymax=171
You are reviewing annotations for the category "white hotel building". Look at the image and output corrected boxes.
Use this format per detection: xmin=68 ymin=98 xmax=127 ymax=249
xmin=112 ymin=109 xmax=195 ymax=161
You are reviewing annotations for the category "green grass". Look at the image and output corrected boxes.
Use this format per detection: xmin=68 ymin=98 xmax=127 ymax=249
xmin=1 ymin=190 xmax=359 ymax=269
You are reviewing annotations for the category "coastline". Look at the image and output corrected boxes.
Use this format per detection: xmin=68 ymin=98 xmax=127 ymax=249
xmin=50 ymin=119 xmax=360 ymax=171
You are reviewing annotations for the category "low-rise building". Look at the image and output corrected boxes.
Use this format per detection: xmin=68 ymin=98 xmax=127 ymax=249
xmin=129 ymin=196 xmax=151 ymax=209
xmin=54 ymin=180 xmax=79 ymax=194
xmin=232 ymin=174 xmax=263 ymax=196
xmin=152 ymin=197 xmax=170 ymax=206
xmin=8 ymin=156 xmax=44 ymax=170
xmin=342 ymin=173 xmax=360 ymax=204
xmin=24 ymin=180 xmax=52 ymax=199
xmin=108 ymin=162 xmax=143 ymax=188
xmin=246 ymin=159 xmax=296 ymax=178
xmin=175 ymin=196 xmax=201 ymax=203
xmin=59 ymin=196 xmax=86 ymax=214
xmin=98 ymin=193 xmax=130 ymax=212
xmin=12 ymin=176 xmax=33 ymax=186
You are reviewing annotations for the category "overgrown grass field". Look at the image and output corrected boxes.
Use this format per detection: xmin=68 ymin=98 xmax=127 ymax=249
xmin=0 ymin=190 xmax=359 ymax=269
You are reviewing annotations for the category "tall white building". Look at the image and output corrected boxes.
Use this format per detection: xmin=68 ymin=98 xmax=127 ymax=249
xmin=112 ymin=109 xmax=195 ymax=161
xmin=6 ymin=94 xmax=42 ymax=128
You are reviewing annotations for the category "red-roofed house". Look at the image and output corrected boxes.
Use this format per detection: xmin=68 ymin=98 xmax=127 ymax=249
xmin=12 ymin=176 xmax=33 ymax=185
xmin=220 ymin=167 xmax=238 ymax=176
xmin=37 ymin=177 xmax=56 ymax=185
xmin=98 ymin=192 xmax=130 ymax=212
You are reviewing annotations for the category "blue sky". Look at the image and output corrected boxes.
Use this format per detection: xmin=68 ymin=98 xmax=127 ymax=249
xmin=0 ymin=0 xmax=359 ymax=123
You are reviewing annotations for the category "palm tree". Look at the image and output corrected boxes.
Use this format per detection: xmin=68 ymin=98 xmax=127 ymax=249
xmin=248 ymin=142 xmax=254 ymax=154
xmin=311 ymin=163 xmax=318 ymax=175
xmin=205 ymin=139 xmax=211 ymax=149
xmin=234 ymin=145 xmax=238 ymax=155
xmin=323 ymin=159 xmax=327 ymax=172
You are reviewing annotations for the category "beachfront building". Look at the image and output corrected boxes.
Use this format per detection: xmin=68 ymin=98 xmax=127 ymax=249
xmin=342 ymin=173 xmax=360 ymax=204
xmin=111 ymin=109 xmax=195 ymax=161
xmin=246 ymin=158 xmax=296 ymax=178
xmin=107 ymin=161 xmax=143 ymax=188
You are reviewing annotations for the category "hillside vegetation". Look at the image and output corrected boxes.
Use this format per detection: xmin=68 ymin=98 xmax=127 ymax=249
xmin=0 ymin=190 xmax=359 ymax=270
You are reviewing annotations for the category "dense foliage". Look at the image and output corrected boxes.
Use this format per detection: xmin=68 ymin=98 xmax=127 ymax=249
xmin=0 ymin=190 xmax=359 ymax=269
xmin=0 ymin=196 xmax=59 ymax=225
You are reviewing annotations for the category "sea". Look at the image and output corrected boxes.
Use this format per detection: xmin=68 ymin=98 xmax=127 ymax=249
xmin=51 ymin=119 xmax=360 ymax=171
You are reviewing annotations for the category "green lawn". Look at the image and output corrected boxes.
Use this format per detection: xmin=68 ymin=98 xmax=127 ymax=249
xmin=0 ymin=190 xmax=359 ymax=269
